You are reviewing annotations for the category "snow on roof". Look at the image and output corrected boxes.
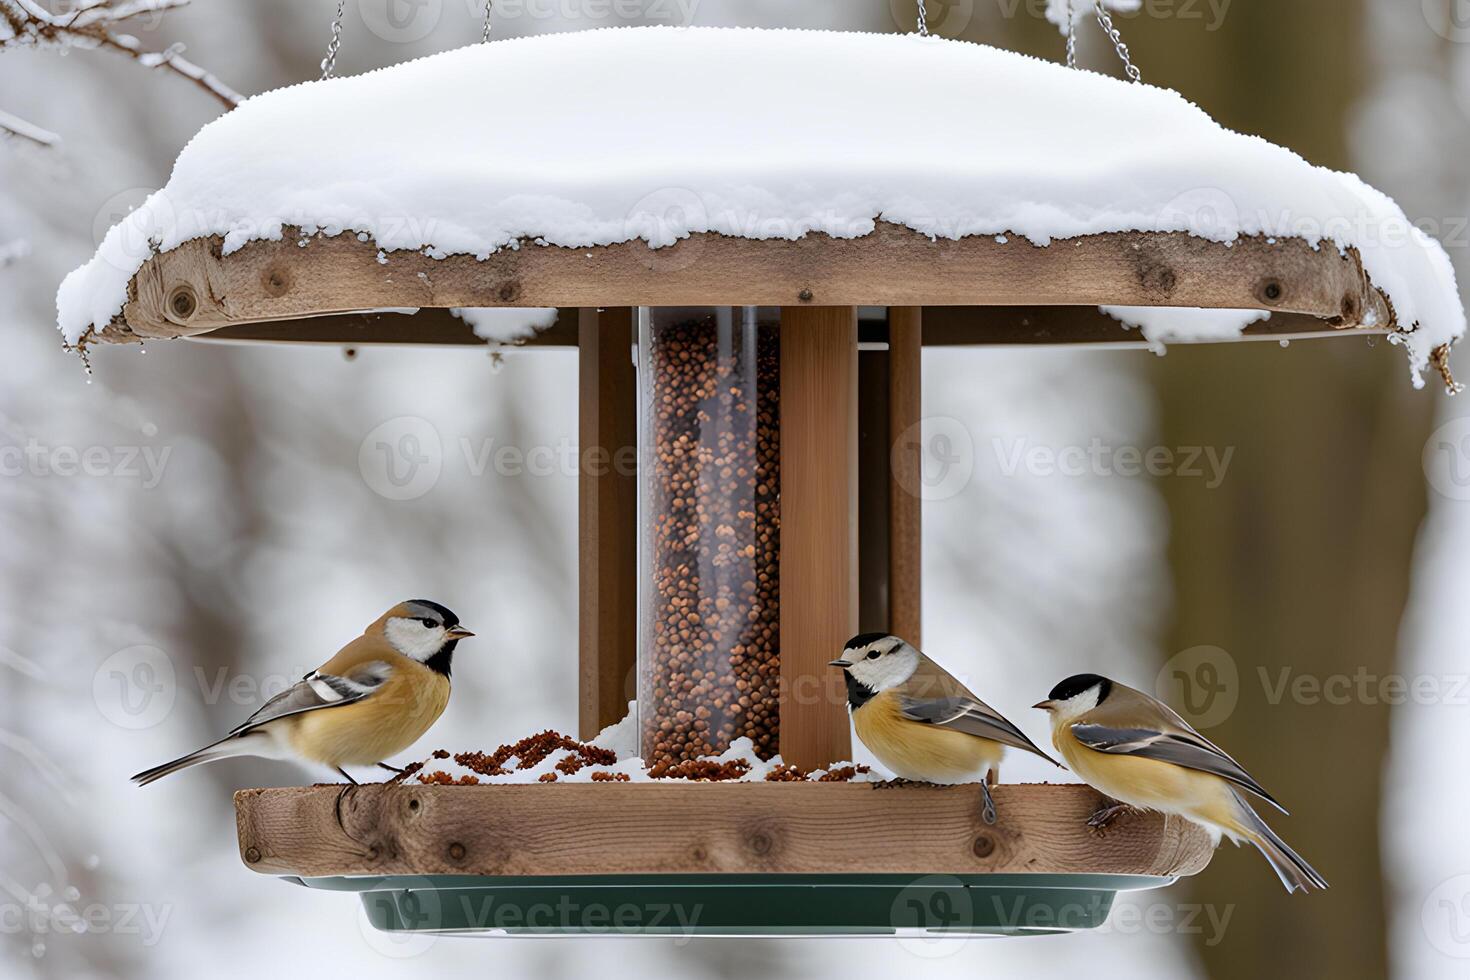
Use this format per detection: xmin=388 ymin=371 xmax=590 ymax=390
xmin=59 ymin=26 xmax=1464 ymax=383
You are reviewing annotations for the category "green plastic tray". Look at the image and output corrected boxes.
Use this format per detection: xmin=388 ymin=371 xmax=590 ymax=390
xmin=292 ymin=872 xmax=1178 ymax=937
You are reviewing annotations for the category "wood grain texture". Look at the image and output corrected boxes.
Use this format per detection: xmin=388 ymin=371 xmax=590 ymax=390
xmin=233 ymin=782 xmax=1215 ymax=879
xmin=887 ymin=307 xmax=923 ymax=646
xmin=578 ymin=308 xmax=638 ymax=739
xmin=779 ymin=307 xmax=859 ymax=770
xmin=93 ymin=226 xmax=1392 ymax=344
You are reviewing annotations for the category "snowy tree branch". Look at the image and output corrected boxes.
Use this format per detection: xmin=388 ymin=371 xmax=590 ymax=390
xmin=0 ymin=0 xmax=241 ymax=133
xmin=0 ymin=106 xmax=59 ymax=145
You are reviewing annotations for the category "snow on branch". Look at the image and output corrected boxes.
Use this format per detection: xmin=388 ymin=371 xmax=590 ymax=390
xmin=0 ymin=0 xmax=240 ymax=117
xmin=0 ymin=106 xmax=59 ymax=145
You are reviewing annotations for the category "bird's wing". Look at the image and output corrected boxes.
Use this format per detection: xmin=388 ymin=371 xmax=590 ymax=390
xmin=898 ymin=695 xmax=1060 ymax=766
xmin=1069 ymin=723 xmax=1286 ymax=813
xmin=229 ymin=660 xmax=393 ymax=735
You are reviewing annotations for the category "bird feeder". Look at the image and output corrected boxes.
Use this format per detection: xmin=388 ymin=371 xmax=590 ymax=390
xmin=65 ymin=26 xmax=1463 ymax=937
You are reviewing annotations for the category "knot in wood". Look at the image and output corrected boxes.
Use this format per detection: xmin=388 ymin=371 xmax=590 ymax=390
xmin=166 ymin=284 xmax=198 ymax=323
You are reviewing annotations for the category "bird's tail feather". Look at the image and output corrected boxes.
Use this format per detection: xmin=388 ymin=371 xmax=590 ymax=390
xmin=1230 ymin=789 xmax=1328 ymax=894
xmin=131 ymin=736 xmax=252 ymax=786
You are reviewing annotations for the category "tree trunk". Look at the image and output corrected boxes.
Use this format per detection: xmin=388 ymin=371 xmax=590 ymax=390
xmin=1139 ymin=3 xmax=1433 ymax=978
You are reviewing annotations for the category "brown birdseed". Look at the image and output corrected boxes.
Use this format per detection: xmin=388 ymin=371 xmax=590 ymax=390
xmin=639 ymin=314 xmax=781 ymax=767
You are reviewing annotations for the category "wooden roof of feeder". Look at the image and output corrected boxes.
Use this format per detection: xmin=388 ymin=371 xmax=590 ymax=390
xmin=70 ymin=27 xmax=1464 ymax=932
xmin=59 ymin=27 xmax=1463 ymax=379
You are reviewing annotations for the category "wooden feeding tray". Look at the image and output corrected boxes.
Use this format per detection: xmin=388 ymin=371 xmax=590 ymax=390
xmin=236 ymin=782 xmax=1214 ymax=936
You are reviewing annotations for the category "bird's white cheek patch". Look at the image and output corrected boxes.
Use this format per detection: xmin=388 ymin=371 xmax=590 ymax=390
xmin=384 ymin=617 xmax=443 ymax=661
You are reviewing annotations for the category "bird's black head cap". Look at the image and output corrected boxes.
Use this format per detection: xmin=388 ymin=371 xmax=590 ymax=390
xmin=410 ymin=599 xmax=460 ymax=628
xmin=1049 ymin=673 xmax=1112 ymax=703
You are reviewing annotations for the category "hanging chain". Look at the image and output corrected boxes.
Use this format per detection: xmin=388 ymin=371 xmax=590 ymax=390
xmin=320 ymin=0 xmax=347 ymax=80
xmin=1091 ymin=0 xmax=1142 ymax=82
xmin=1063 ymin=1 xmax=1143 ymax=82
xmin=1065 ymin=0 xmax=1078 ymax=68
xmin=915 ymin=0 xmax=929 ymax=36
xmin=482 ymin=0 xmax=494 ymax=43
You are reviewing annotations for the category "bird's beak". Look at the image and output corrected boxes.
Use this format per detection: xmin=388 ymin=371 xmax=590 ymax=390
xmin=446 ymin=627 xmax=476 ymax=640
xmin=1032 ymin=700 xmax=1056 ymax=711
xmin=828 ymin=659 xmax=851 ymax=669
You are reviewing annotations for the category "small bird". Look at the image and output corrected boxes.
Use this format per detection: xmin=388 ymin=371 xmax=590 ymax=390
xmin=1035 ymin=673 xmax=1328 ymax=894
xmin=131 ymin=601 xmax=473 ymax=786
xmin=830 ymin=633 xmax=1058 ymax=824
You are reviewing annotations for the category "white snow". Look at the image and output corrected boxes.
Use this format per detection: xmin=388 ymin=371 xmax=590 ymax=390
xmin=411 ymin=702 xmax=878 ymax=784
xmin=451 ymin=307 xmax=559 ymax=345
xmin=58 ymin=26 xmax=1464 ymax=383
xmin=1102 ymin=305 xmax=1272 ymax=344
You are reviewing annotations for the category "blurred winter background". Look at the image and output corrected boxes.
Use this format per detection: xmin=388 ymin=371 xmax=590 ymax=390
xmin=1 ymin=1 xmax=1468 ymax=978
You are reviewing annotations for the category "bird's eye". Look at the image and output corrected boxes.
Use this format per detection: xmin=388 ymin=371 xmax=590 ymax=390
xmin=865 ymin=650 xmax=881 ymax=660
xmin=421 ymin=618 xmax=438 ymax=629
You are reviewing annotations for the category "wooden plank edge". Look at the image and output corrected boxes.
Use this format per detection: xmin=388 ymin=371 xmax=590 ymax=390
xmin=233 ymin=782 xmax=1215 ymax=880
xmin=84 ymin=225 xmax=1391 ymax=344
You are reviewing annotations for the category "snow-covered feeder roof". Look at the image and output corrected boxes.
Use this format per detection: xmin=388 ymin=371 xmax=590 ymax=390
xmin=60 ymin=26 xmax=1464 ymax=384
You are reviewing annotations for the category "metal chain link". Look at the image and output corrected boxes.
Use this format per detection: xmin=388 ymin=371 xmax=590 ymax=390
xmin=1063 ymin=1 xmax=1143 ymax=83
xmin=916 ymin=0 xmax=928 ymax=36
xmin=1091 ymin=0 xmax=1142 ymax=83
xmin=482 ymin=0 xmax=494 ymax=43
xmin=1065 ymin=0 xmax=1078 ymax=68
xmin=320 ymin=0 xmax=347 ymax=81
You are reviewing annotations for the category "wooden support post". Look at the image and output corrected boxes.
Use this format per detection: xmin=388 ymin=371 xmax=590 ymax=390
xmin=887 ymin=307 xmax=923 ymax=647
xmin=577 ymin=307 xmax=638 ymax=739
xmin=779 ymin=306 xmax=858 ymax=769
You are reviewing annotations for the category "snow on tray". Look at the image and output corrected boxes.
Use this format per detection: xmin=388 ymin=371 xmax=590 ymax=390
xmin=58 ymin=26 xmax=1463 ymax=383
xmin=410 ymin=704 xmax=878 ymax=785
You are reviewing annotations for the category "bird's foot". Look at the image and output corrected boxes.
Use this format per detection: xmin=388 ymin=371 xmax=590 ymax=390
xmin=377 ymin=763 xmax=405 ymax=775
xmin=978 ymin=780 xmax=999 ymax=826
xmin=1086 ymin=802 xmax=1134 ymax=836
